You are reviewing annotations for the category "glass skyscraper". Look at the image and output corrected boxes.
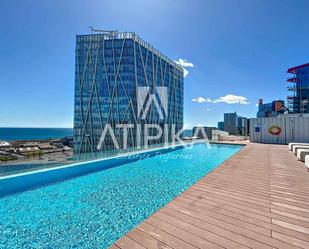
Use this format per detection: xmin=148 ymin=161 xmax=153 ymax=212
xmin=73 ymin=32 xmax=184 ymax=157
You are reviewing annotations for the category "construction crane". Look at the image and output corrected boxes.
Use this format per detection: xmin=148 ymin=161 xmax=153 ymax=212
xmin=88 ymin=26 xmax=118 ymax=33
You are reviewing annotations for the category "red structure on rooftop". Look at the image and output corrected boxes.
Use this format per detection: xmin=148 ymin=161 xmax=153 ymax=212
xmin=287 ymin=63 xmax=309 ymax=74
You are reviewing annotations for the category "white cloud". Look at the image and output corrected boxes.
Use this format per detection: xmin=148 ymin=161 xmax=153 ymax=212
xmin=174 ymin=58 xmax=194 ymax=77
xmin=206 ymin=108 xmax=211 ymax=112
xmin=255 ymin=103 xmax=259 ymax=107
xmin=174 ymin=58 xmax=194 ymax=68
xmin=192 ymin=97 xmax=212 ymax=103
xmin=183 ymin=68 xmax=189 ymax=77
xmin=213 ymin=94 xmax=249 ymax=105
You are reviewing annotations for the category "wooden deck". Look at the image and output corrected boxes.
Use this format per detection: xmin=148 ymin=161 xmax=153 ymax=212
xmin=111 ymin=143 xmax=309 ymax=249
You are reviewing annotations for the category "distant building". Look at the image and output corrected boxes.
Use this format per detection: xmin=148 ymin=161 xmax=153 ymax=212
xmin=237 ymin=116 xmax=248 ymax=136
xmin=217 ymin=121 xmax=224 ymax=131
xmin=287 ymin=63 xmax=309 ymax=114
xmin=0 ymin=141 xmax=11 ymax=148
xmin=224 ymin=112 xmax=238 ymax=134
xmin=247 ymin=118 xmax=250 ymax=136
xmin=62 ymin=136 xmax=74 ymax=148
xmin=257 ymin=99 xmax=286 ymax=118
xmin=223 ymin=112 xmax=248 ymax=136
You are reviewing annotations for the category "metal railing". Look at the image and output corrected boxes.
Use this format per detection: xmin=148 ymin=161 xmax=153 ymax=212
xmin=0 ymin=140 xmax=200 ymax=176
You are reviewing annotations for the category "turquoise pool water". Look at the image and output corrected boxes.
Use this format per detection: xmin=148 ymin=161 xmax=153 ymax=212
xmin=0 ymin=143 xmax=242 ymax=249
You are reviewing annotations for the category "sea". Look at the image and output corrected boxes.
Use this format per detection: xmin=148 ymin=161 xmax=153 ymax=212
xmin=0 ymin=128 xmax=193 ymax=141
xmin=183 ymin=129 xmax=193 ymax=137
xmin=0 ymin=128 xmax=73 ymax=141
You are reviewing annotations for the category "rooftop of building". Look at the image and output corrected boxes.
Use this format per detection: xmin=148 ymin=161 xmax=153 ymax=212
xmin=76 ymin=31 xmax=183 ymax=73
xmin=287 ymin=62 xmax=309 ymax=74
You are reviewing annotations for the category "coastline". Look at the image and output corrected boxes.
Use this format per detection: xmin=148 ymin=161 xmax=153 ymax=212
xmin=0 ymin=127 xmax=73 ymax=142
xmin=0 ymin=135 xmax=74 ymax=176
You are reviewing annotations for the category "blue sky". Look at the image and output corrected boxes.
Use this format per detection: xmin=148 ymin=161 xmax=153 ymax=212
xmin=0 ymin=0 xmax=309 ymax=128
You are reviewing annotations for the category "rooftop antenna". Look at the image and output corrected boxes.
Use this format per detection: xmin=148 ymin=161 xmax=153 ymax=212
xmin=88 ymin=26 xmax=118 ymax=33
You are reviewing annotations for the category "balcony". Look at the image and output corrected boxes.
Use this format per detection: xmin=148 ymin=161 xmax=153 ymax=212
xmin=287 ymin=86 xmax=297 ymax=91
xmin=287 ymin=77 xmax=298 ymax=83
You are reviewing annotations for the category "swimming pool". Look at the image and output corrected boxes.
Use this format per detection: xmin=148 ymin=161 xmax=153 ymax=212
xmin=0 ymin=143 xmax=242 ymax=248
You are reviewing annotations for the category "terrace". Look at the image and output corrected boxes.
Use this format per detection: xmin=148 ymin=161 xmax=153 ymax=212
xmin=112 ymin=142 xmax=309 ymax=249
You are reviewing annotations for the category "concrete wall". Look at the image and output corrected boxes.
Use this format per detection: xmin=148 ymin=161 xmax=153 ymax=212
xmin=250 ymin=114 xmax=309 ymax=144
xmin=212 ymin=130 xmax=228 ymax=141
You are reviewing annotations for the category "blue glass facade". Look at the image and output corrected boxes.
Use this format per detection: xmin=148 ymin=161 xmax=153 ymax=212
xmin=287 ymin=63 xmax=309 ymax=114
xmin=217 ymin=121 xmax=224 ymax=131
xmin=223 ymin=112 xmax=238 ymax=134
xmin=257 ymin=100 xmax=285 ymax=117
xmin=73 ymin=32 xmax=184 ymax=157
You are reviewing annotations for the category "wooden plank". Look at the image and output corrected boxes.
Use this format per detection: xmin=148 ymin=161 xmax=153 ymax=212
xmin=138 ymin=222 xmax=198 ymax=249
xmin=165 ymin=202 xmax=271 ymax=237
xmin=111 ymin=143 xmax=309 ymax=249
xmin=116 ymin=236 xmax=145 ymax=249
xmin=126 ymin=228 xmax=173 ymax=249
